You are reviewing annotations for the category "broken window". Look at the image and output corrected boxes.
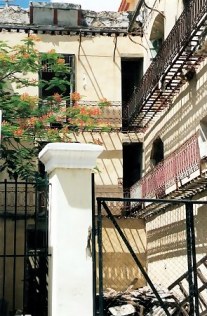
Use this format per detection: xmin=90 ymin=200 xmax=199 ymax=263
xmin=150 ymin=137 xmax=164 ymax=166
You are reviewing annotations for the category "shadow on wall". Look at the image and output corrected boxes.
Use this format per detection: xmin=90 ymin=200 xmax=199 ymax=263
xmin=97 ymin=217 xmax=146 ymax=291
xmin=146 ymin=202 xmax=207 ymax=288
xmin=147 ymin=203 xmax=207 ymax=263
xmin=144 ymin=62 xmax=207 ymax=167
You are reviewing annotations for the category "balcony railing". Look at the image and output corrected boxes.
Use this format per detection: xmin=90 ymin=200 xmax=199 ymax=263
xmin=125 ymin=0 xmax=207 ymax=129
xmin=130 ymin=134 xmax=201 ymax=199
xmin=78 ymin=100 xmax=121 ymax=129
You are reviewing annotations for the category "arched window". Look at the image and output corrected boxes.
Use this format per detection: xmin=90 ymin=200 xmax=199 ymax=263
xmin=150 ymin=137 xmax=164 ymax=166
xmin=150 ymin=13 xmax=164 ymax=58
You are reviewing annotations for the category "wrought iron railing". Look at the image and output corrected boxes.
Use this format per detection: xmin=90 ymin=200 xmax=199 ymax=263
xmin=78 ymin=100 xmax=122 ymax=129
xmin=130 ymin=134 xmax=201 ymax=198
xmin=126 ymin=0 xmax=207 ymax=127
xmin=0 ymin=180 xmax=49 ymax=316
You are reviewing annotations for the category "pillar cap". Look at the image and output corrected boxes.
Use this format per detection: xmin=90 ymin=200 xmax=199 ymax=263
xmin=38 ymin=142 xmax=103 ymax=173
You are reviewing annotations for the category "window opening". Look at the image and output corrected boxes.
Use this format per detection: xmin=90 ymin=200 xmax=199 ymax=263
xmin=149 ymin=13 xmax=164 ymax=58
xmin=121 ymin=57 xmax=143 ymax=130
xmin=199 ymin=118 xmax=207 ymax=159
xmin=39 ymin=54 xmax=75 ymax=106
xmin=150 ymin=137 xmax=164 ymax=166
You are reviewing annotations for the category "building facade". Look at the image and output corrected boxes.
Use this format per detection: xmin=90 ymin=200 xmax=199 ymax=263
xmin=0 ymin=2 xmax=145 ymax=197
xmin=122 ymin=0 xmax=207 ymax=297
xmin=0 ymin=2 xmax=146 ymax=313
xmin=1 ymin=0 xmax=207 ymax=313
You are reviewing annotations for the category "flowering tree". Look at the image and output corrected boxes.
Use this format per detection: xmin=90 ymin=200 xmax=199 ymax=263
xmin=0 ymin=35 xmax=110 ymax=181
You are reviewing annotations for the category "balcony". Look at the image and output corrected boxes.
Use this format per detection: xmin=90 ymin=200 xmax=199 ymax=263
xmin=130 ymin=134 xmax=207 ymax=217
xmin=124 ymin=0 xmax=207 ymax=130
xmin=77 ymin=100 xmax=122 ymax=130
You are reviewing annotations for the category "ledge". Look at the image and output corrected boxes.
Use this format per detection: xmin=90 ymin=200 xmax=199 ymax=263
xmin=38 ymin=142 xmax=103 ymax=173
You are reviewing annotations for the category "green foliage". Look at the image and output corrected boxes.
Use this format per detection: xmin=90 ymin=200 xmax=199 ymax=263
xmin=0 ymin=36 xmax=111 ymax=181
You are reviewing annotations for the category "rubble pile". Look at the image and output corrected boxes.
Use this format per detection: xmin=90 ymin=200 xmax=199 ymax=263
xmin=0 ymin=6 xmax=29 ymax=24
xmin=81 ymin=11 xmax=131 ymax=29
xmin=102 ymin=286 xmax=189 ymax=316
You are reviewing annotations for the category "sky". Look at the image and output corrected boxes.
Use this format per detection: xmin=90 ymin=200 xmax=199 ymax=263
xmin=14 ymin=0 xmax=121 ymax=11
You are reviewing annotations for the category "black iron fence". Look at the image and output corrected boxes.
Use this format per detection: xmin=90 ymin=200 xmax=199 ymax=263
xmin=94 ymin=197 xmax=207 ymax=316
xmin=0 ymin=180 xmax=49 ymax=316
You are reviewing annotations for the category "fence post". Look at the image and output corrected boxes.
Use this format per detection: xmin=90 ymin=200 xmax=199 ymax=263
xmin=39 ymin=143 xmax=103 ymax=316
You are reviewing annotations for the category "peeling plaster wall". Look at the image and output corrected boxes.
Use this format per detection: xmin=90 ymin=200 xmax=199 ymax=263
xmin=0 ymin=15 xmax=144 ymax=198
xmin=0 ymin=4 xmax=137 ymax=30
xmin=0 ymin=6 xmax=29 ymax=24
xmin=101 ymin=217 xmax=146 ymax=291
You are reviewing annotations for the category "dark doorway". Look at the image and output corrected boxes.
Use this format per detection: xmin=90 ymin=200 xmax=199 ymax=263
xmin=121 ymin=58 xmax=143 ymax=130
xmin=121 ymin=58 xmax=143 ymax=105
xmin=123 ymin=142 xmax=143 ymax=193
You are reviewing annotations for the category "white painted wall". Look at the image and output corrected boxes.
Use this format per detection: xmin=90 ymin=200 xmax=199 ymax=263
xmin=39 ymin=143 xmax=103 ymax=316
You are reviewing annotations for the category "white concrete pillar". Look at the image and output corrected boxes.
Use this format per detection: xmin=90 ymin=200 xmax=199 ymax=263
xmin=38 ymin=143 xmax=103 ymax=316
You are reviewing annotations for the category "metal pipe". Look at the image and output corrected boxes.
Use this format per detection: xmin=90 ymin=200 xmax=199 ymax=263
xmin=97 ymin=199 xmax=104 ymax=316
xmin=97 ymin=196 xmax=207 ymax=205
xmin=185 ymin=202 xmax=199 ymax=316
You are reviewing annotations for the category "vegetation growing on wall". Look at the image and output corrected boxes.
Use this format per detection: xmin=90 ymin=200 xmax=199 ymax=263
xmin=0 ymin=35 xmax=110 ymax=181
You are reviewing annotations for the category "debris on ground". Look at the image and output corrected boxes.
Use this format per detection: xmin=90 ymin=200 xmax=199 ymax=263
xmin=101 ymin=285 xmax=189 ymax=315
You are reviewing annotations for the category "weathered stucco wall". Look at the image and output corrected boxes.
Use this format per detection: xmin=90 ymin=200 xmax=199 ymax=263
xmin=143 ymin=58 xmax=207 ymax=174
xmin=100 ymin=217 xmax=146 ymax=291
xmin=146 ymin=194 xmax=207 ymax=289
xmin=142 ymin=0 xmax=185 ymax=71
xmin=0 ymin=31 xmax=143 ymax=194
xmin=139 ymin=0 xmax=207 ymax=292
xmin=0 ymin=31 xmax=143 ymax=101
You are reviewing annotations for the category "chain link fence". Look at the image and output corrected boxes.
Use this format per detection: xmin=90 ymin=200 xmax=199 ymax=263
xmin=95 ymin=198 xmax=207 ymax=315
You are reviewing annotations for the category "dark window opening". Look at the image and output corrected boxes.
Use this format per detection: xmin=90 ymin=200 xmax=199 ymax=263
xmin=150 ymin=137 xmax=164 ymax=166
xmin=121 ymin=58 xmax=143 ymax=105
xmin=39 ymin=54 xmax=75 ymax=105
xmin=27 ymin=226 xmax=47 ymax=250
xmin=123 ymin=142 xmax=143 ymax=191
xmin=121 ymin=57 xmax=143 ymax=130
xmin=183 ymin=0 xmax=189 ymax=7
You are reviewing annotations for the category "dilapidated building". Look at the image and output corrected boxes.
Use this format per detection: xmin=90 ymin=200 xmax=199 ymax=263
xmin=0 ymin=2 xmax=145 ymax=315
xmin=116 ymin=0 xmax=207 ymax=314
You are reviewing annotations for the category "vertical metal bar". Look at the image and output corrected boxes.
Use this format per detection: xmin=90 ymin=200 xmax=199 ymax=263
xmin=190 ymin=203 xmax=199 ymax=316
xmin=2 ymin=180 xmax=7 ymax=301
xmin=45 ymin=179 xmax=49 ymax=316
xmin=34 ymin=181 xmax=38 ymax=316
xmin=185 ymin=202 xmax=194 ymax=315
xmin=186 ymin=202 xmax=199 ymax=316
xmin=97 ymin=198 xmax=103 ymax=316
xmin=23 ymin=180 xmax=28 ymax=313
xmin=91 ymin=173 xmax=97 ymax=316
xmin=12 ymin=180 xmax=18 ymax=311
